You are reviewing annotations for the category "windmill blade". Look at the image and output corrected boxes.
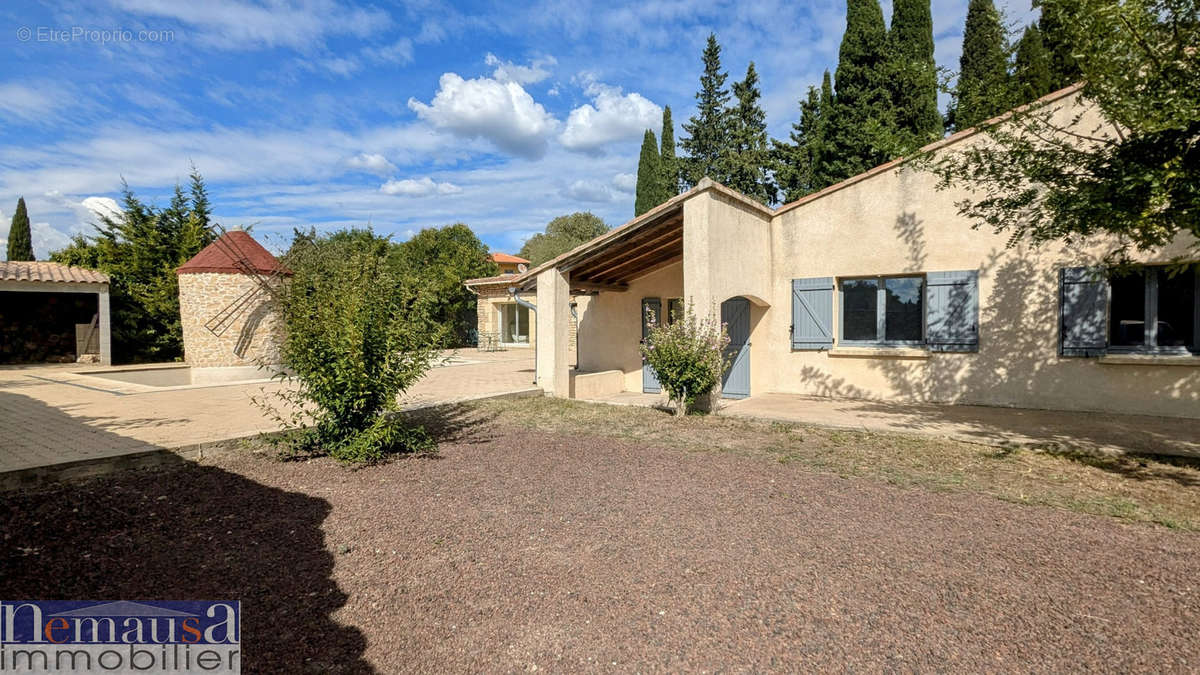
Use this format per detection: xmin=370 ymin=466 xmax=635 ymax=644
xmin=209 ymin=224 xmax=282 ymax=295
xmin=204 ymin=285 xmax=267 ymax=337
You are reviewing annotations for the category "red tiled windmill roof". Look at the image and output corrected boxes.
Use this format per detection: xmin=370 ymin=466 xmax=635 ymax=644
xmin=177 ymin=230 xmax=287 ymax=275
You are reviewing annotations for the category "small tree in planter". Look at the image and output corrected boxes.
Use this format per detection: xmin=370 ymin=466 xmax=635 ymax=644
xmin=640 ymin=300 xmax=731 ymax=416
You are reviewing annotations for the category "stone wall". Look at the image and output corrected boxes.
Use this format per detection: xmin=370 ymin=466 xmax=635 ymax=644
xmin=473 ymin=283 xmax=581 ymax=349
xmin=179 ymin=272 xmax=283 ymax=367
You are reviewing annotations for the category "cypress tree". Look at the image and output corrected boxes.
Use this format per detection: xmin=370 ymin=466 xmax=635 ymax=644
xmin=775 ymin=71 xmax=836 ymax=202
xmin=887 ymin=0 xmax=942 ymax=149
xmin=1035 ymin=0 xmax=1081 ymax=90
xmin=658 ymin=106 xmax=677 ymax=201
xmin=635 ymin=129 xmax=662 ymax=216
xmin=681 ymin=33 xmax=731 ymax=188
xmin=1013 ymin=24 xmax=1054 ymax=104
xmin=950 ymin=0 xmax=1011 ymax=130
xmin=6 ymin=197 xmax=34 ymax=261
xmin=724 ymin=62 xmax=775 ymax=204
xmin=828 ymin=0 xmax=894 ymax=182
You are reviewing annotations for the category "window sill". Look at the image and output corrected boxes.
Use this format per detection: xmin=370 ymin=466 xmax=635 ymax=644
xmin=1098 ymin=354 xmax=1200 ymax=367
xmin=828 ymin=346 xmax=930 ymax=359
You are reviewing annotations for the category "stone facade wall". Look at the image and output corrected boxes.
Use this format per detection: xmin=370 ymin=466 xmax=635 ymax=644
xmin=179 ymin=272 xmax=284 ymax=367
xmin=473 ymin=283 xmax=580 ymax=349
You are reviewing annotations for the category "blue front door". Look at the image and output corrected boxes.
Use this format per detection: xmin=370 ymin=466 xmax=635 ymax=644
xmin=641 ymin=298 xmax=661 ymax=393
xmin=721 ymin=297 xmax=751 ymax=398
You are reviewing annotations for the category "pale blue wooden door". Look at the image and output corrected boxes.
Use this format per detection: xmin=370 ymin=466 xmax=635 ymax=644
xmin=641 ymin=298 xmax=662 ymax=393
xmin=721 ymin=297 xmax=751 ymax=398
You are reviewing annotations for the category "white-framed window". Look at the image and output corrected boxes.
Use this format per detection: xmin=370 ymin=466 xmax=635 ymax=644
xmin=838 ymin=275 xmax=925 ymax=346
xmin=1108 ymin=266 xmax=1197 ymax=353
xmin=498 ymin=303 xmax=530 ymax=344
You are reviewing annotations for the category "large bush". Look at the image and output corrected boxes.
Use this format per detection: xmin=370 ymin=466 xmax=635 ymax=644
xmin=640 ymin=301 xmax=730 ymax=416
xmin=262 ymin=229 xmax=444 ymax=463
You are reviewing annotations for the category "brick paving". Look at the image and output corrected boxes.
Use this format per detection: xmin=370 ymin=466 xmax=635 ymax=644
xmin=0 ymin=349 xmax=538 ymax=475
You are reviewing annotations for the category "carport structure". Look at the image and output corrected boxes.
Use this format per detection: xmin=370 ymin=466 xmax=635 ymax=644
xmin=0 ymin=262 xmax=112 ymax=365
xmin=512 ymin=178 xmax=773 ymax=399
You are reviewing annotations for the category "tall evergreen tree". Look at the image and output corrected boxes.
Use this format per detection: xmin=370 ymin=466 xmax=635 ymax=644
xmin=635 ymin=129 xmax=662 ymax=216
xmin=680 ymin=33 xmax=732 ymax=188
xmin=181 ymin=170 xmax=216 ymax=256
xmin=828 ymin=0 xmax=894 ymax=182
xmin=1035 ymin=0 xmax=1081 ymax=89
xmin=887 ymin=0 xmax=942 ymax=149
xmin=48 ymin=173 xmax=219 ymax=362
xmin=774 ymin=71 xmax=837 ymax=202
xmin=949 ymin=0 xmax=1011 ymax=130
xmin=723 ymin=62 xmax=775 ymax=204
xmin=6 ymin=197 xmax=34 ymax=261
xmin=1013 ymin=24 xmax=1054 ymax=104
xmin=658 ymin=106 xmax=678 ymax=200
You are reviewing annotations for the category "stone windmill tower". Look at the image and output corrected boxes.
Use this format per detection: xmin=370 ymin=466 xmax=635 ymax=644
xmin=176 ymin=228 xmax=289 ymax=368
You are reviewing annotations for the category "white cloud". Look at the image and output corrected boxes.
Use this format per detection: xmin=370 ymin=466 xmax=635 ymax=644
xmin=364 ymin=38 xmax=415 ymax=66
xmin=31 ymin=222 xmax=73 ymax=259
xmin=611 ymin=172 xmax=637 ymax=193
xmin=560 ymin=80 xmax=661 ymax=155
xmin=485 ymin=53 xmax=556 ymax=85
xmin=0 ymin=83 xmax=69 ymax=123
xmin=112 ymin=0 xmax=389 ymax=50
xmin=80 ymin=197 xmax=122 ymax=221
xmin=380 ymin=176 xmax=462 ymax=196
xmin=345 ymin=152 xmax=397 ymax=176
xmin=408 ymin=73 xmax=559 ymax=158
xmin=563 ymin=179 xmax=619 ymax=203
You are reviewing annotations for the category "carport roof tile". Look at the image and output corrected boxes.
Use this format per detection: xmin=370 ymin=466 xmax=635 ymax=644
xmin=0 ymin=261 xmax=109 ymax=285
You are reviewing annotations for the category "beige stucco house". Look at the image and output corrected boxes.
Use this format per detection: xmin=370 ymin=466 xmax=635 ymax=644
xmin=493 ymin=85 xmax=1200 ymax=418
xmin=466 ymin=255 xmax=586 ymax=352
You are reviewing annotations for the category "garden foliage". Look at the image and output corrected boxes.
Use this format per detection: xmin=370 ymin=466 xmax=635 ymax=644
xmin=639 ymin=301 xmax=731 ymax=416
xmin=263 ymin=229 xmax=443 ymax=463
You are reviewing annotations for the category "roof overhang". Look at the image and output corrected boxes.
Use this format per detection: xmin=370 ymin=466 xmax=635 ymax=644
xmin=513 ymin=197 xmax=688 ymax=294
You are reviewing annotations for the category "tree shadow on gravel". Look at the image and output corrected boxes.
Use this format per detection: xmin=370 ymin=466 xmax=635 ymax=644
xmin=407 ymin=400 xmax=502 ymax=447
xmin=0 ymin=459 xmax=373 ymax=674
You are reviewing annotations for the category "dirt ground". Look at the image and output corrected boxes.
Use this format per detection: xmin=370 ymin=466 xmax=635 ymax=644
xmin=2 ymin=405 xmax=1198 ymax=673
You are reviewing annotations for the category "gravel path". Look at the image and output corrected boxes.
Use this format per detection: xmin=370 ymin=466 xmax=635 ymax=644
xmin=3 ymin=421 xmax=1198 ymax=673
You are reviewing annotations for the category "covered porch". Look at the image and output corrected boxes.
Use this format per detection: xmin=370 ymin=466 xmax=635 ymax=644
xmin=516 ymin=179 xmax=776 ymax=400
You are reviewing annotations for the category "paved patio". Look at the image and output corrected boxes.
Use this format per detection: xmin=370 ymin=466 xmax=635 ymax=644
xmin=0 ymin=349 xmax=539 ymax=478
xmin=584 ymin=390 xmax=1200 ymax=457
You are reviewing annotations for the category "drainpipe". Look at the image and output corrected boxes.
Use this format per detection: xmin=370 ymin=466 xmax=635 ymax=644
xmin=509 ymin=286 xmax=537 ymax=385
xmin=569 ymin=300 xmax=579 ymax=369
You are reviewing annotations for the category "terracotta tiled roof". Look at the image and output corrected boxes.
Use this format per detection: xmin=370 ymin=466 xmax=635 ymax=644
xmin=489 ymin=253 xmax=529 ymax=264
xmin=0 ymin=261 xmax=109 ymax=285
xmin=464 ymin=274 xmax=520 ymax=286
xmin=177 ymin=229 xmax=287 ymax=275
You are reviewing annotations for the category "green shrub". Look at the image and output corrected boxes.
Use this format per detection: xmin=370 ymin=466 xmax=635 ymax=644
xmin=259 ymin=229 xmax=445 ymax=463
xmin=639 ymin=300 xmax=731 ymax=415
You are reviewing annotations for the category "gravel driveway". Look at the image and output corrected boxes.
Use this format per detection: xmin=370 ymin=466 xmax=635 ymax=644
xmin=2 ymin=415 xmax=1197 ymax=672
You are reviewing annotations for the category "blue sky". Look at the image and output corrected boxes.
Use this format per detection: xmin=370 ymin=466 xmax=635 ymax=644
xmin=0 ymin=0 xmax=1035 ymax=259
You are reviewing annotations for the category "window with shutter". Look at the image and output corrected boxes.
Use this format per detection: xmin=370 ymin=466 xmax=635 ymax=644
xmin=1060 ymin=267 xmax=1109 ymax=356
xmin=791 ymin=278 xmax=834 ymax=350
xmin=926 ymin=270 xmax=979 ymax=352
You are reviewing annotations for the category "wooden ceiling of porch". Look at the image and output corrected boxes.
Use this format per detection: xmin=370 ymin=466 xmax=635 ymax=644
xmin=565 ymin=212 xmax=683 ymax=292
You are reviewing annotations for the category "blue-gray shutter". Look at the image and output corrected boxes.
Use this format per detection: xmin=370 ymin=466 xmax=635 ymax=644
xmin=1060 ymin=267 xmax=1108 ymax=356
xmin=792 ymin=278 xmax=834 ymax=350
xmin=926 ymin=270 xmax=979 ymax=352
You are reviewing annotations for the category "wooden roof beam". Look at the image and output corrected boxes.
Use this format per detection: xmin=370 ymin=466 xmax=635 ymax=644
xmin=575 ymin=233 xmax=682 ymax=283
